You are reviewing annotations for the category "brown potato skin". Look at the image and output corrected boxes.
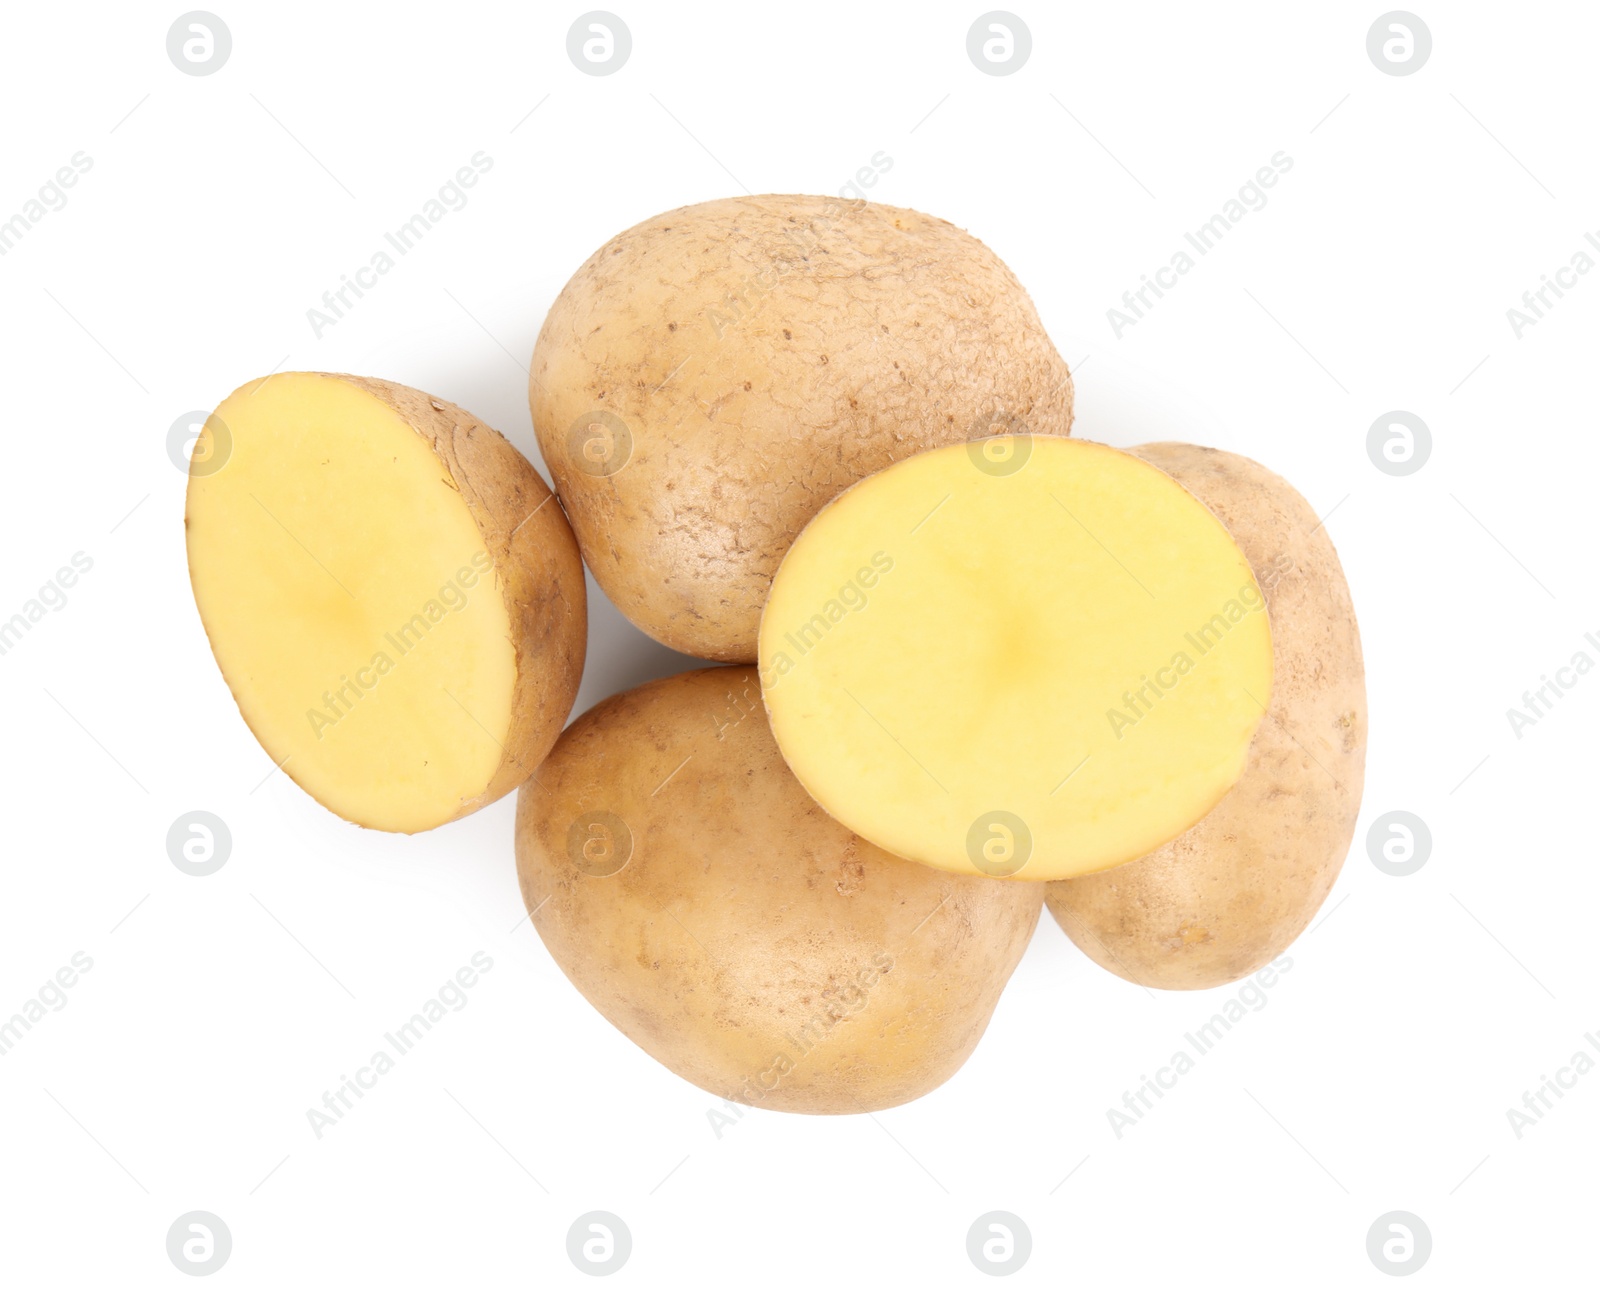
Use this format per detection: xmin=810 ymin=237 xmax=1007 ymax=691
xmin=1046 ymin=444 xmax=1366 ymax=989
xmin=515 ymin=666 xmax=1044 ymax=1113
xmin=339 ymin=376 xmax=588 ymax=821
xmin=531 ymin=195 xmax=1074 ymax=662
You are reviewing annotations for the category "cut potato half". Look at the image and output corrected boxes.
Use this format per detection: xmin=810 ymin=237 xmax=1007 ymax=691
xmin=759 ymin=436 xmax=1273 ymax=881
xmin=1045 ymin=443 xmax=1367 ymax=987
xmin=185 ymin=373 xmax=586 ymax=833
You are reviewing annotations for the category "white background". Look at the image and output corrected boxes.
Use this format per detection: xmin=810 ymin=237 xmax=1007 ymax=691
xmin=2 ymin=1 xmax=1595 ymax=1283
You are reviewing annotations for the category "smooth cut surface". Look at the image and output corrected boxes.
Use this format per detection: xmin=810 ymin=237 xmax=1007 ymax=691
xmin=759 ymin=436 xmax=1273 ymax=881
xmin=187 ymin=374 xmax=524 ymax=832
xmin=1046 ymin=443 xmax=1367 ymax=988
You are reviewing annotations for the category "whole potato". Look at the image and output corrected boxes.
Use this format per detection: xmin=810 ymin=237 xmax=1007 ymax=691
xmin=531 ymin=195 xmax=1074 ymax=662
xmin=1045 ymin=444 xmax=1367 ymax=988
xmin=515 ymin=666 xmax=1044 ymax=1113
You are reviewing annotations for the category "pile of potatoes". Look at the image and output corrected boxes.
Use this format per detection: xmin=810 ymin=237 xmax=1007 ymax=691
xmin=186 ymin=195 xmax=1365 ymax=1113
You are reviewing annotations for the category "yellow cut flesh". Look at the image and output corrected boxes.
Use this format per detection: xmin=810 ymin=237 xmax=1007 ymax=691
xmin=759 ymin=437 xmax=1273 ymax=880
xmin=185 ymin=374 xmax=515 ymax=832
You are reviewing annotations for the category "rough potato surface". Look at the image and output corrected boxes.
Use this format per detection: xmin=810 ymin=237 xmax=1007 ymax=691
xmin=516 ymin=667 xmax=1044 ymax=1113
xmin=531 ymin=195 xmax=1074 ymax=661
xmin=1046 ymin=444 xmax=1366 ymax=988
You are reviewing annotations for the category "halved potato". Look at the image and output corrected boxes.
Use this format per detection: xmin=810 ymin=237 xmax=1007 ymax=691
xmin=185 ymin=373 xmax=586 ymax=832
xmin=758 ymin=435 xmax=1273 ymax=881
xmin=1046 ymin=444 xmax=1367 ymax=988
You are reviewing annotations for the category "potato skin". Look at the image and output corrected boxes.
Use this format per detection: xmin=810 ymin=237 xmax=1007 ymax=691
xmin=515 ymin=666 xmax=1043 ymax=1113
xmin=531 ymin=195 xmax=1074 ymax=662
xmin=1046 ymin=444 xmax=1366 ymax=989
xmin=339 ymin=376 xmax=587 ymax=820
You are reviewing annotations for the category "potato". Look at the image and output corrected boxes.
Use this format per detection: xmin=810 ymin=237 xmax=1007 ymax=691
xmin=530 ymin=194 xmax=1074 ymax=663
xmin=514 ymin=666 xmax=1043 ymax=1113
xmin=185 ymin=373 xmax=586 ymax=833
xmin=758 ymin=435 xmax=1274 ymax=881
xmin=1046 ymin=443 xmax=1367 ymax=988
